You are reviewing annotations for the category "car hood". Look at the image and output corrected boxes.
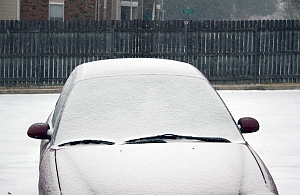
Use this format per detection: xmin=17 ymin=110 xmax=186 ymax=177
xmin=55 ymin=143 xmax=274 ymax=195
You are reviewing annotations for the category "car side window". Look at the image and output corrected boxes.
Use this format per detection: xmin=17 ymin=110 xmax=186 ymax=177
xmin=52 ymin=72 xmax=75 ymax=127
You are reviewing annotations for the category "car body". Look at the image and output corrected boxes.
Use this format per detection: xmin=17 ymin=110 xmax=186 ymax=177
xmin=28 ymin=58 xmax=278 ymax=195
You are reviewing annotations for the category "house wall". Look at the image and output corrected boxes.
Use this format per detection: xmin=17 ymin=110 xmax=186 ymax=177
xmin=64 ymin=0 xmax=95 ymax=20
xmin=20 ymin=0 xmax=97 ymax=21
xmin=19 ymin=0 xmax=114 ymax=21
xmin=20 ymin=0 xmax=49 ymax=20
xmin=111 ymin=0 xmax=121 ymax=20
xmin=137 ymin=0 xmax=156 ymax=20
xmin=18 ymin=0 xmax=156 ymax=21
xmin=0 ymin=0 xmax=20 ymax=20
xmin=104 ymin=0 xmax=112 ymax=21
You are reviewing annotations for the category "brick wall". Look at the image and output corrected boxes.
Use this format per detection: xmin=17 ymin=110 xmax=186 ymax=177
xmin=64 ymin=0 xmax=96 ymax=20
xmin=20 ymin=0 xmax=49 ymax=20
xmin=20 ymin=0 xmax=154 ymax=21
xmin=20 ymin=0 xmax=98 ymax=21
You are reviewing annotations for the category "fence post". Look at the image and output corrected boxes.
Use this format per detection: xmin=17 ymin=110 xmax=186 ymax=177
xmin=111 ymin=24 xmax=115 ymax=59
xmin=253 ymin=23 xmax=259 ymax=84
xmin=37 ymin=23 xmax=41 ymax=87
xmin=184 ymin=20 xmax=189 ymax=63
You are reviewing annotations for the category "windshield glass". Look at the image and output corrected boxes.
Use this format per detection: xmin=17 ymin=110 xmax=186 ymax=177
xmin=54 ymin=75 xmax=244 ymax=145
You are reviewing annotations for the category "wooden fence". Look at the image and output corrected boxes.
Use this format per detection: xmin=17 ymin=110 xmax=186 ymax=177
xmin=0 ymin=20 xmax=300 ymax=86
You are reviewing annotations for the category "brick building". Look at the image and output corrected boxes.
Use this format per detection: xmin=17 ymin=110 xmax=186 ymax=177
xmin=18 ymin=0 xmax=159 ymax=21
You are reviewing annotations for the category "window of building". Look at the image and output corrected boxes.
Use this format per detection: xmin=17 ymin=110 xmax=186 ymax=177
xmin=121 ymin=0 xmax=138 ymax=20
xmin=49 ymin=2 xmax=64 ymax=21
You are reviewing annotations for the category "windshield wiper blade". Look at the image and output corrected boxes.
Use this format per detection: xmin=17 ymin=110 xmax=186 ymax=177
xmin=58 ymin=139 xmax=115 ymax=147
xmin=183 ymin=136 xmax=231 ymax=143
xmin=125 ymin=134 xmax=230 ymax=144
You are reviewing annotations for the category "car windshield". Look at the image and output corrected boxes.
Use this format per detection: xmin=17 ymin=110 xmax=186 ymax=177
xmin=54 ymin=75 xmax=244 ymax=145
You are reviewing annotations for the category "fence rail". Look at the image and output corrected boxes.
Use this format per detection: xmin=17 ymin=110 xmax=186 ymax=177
xmin=1 ymin=20 xmax=300 ymax=86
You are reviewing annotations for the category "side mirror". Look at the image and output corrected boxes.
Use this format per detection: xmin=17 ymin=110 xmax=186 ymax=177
xmin=27 ymin=123 xmax=50 ymax=140
xmin=238 ymin=117 xmax=259 ymax=133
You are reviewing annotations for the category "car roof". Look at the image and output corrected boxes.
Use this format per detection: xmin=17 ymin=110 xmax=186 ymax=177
xmin=54 ymin=58 xmax=245 ymax=145
xmin=73 ymin=58 xmax=208 ymax=83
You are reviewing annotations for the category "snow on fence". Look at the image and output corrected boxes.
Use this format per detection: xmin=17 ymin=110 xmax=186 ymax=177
xmin=0 ymin=20 xmax=300 ymax=86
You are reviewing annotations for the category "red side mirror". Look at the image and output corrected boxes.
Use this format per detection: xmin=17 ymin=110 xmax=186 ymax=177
xmin=238 ymin=117 xmax=259 ymax=133
xmin=27 ymin=123 xmax=50 ymax=139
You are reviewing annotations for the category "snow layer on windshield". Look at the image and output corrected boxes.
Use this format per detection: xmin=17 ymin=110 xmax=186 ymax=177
xmin=54 ymin=75 xmax=243 ymax=145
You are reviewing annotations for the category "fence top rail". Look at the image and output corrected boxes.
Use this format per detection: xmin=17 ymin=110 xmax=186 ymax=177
xmin=1 ymin=20 xmax=300 ymax=33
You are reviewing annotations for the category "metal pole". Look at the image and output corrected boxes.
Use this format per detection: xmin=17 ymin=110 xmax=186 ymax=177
xmin=142 ymin=0 xmax=144 ymax=20
xmin=161 ymin=0 xmax=164 ymax=21
xmin=95 ymin=0 xmax=97 ymax=20
xmin=104 ymin=0 xmax=107 ymax=20
xmin=130 ymin=0 xmax=133 ymax=20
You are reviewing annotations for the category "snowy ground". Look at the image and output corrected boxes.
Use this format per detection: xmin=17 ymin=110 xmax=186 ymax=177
xmin=0 ymin=90 xmax=299 ymax=195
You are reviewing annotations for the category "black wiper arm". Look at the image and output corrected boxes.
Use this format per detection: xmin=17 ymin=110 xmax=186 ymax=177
xmin=125 ymin=138 xmax=167 ymax=144
xmin=125 ymin=134 xmax=230 ymax=144
xmin=58 ymin=139 xmax=115 ymax=147
xmin=187 ymin=136 xmax=231 ymax=143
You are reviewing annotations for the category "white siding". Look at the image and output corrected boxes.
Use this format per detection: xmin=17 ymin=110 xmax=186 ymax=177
xmin=0 ymin=0 xmax=19 ymax=20
xmin=111 ymin=0 xmax=121 ymax=20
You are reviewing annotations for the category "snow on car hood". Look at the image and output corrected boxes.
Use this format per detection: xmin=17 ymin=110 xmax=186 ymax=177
xmin=55 ymin=143 xmax=274 ymax=195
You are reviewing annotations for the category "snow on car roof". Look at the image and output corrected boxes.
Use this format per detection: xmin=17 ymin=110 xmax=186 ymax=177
xmin=73 ymin=58 xmax=208 ymax=82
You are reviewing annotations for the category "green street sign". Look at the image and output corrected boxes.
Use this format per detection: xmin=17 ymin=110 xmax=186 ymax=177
xmin=183 ymin=6 xmax=194 ymax=14
xmin=183 ymin=9 xmax=194 ymax=14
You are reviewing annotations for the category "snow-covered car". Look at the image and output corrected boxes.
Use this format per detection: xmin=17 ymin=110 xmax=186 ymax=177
xmin=28 ymin=58 xmax=278 ymax=195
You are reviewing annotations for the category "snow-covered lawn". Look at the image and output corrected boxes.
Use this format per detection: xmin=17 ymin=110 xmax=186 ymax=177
xmin=0 ymin=90 xmax=299 ymax=194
